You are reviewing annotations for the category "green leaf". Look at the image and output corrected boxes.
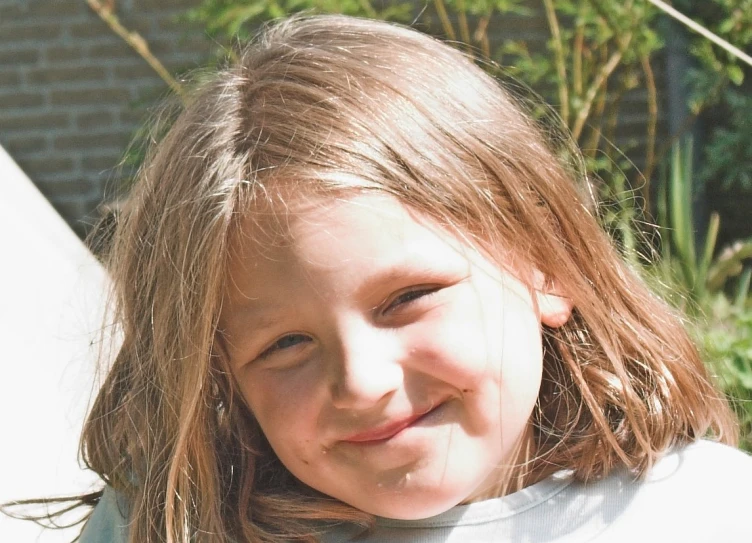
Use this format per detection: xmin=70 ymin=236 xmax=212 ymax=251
xmin=727 ymin=64 xmax=745 ymax=85
xmin=669 ymin=140 xmax=697 ymax=288
xmin=736 ymin=267 xmax=752 ymax=308
xmin=697 ymin=211 xmax=720 ymax=294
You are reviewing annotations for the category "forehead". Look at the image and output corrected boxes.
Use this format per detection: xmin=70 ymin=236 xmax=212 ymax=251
xmin=222 ymin=192 xmax=511 ymax=309
xmin=227 ymin=194 xmax=457 ymax=278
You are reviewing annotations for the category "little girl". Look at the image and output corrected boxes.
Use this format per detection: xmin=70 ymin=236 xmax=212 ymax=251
xmin=74 ymin=14 xmax=751 ymax=543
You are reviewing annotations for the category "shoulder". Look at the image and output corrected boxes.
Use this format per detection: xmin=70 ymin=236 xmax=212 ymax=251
xmin=588 ymin=440 xmax=752 ymax=542
xmin=646 ymin=439 xmax=752 ymax=491
xmin=78 ymin=486 xmax=130 ymax=543
xmin=666 ymin=437 xmax=752 ymax=467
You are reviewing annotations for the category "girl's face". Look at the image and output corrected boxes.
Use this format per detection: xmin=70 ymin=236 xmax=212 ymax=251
xmin=221 ymin=194 xmax=572 ymax=519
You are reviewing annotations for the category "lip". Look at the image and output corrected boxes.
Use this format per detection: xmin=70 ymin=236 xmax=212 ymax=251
xmin=341 ymin=405 xmax=438 ymax=444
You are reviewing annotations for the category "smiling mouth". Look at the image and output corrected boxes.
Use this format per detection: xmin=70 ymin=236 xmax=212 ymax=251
xmin=342 ymin=405 xmax=441 ymax=444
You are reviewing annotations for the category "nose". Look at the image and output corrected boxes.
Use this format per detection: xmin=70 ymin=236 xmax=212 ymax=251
xmin=329 ymin=323 xmax=404 ymax=411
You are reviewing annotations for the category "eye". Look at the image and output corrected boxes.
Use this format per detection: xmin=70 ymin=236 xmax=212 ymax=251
xmin=257 ymin=333 xmax=312 ymax=360
xmin=384 ymin=286 xmax=441 ymax=314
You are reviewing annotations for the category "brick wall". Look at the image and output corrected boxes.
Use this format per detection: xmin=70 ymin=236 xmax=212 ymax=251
xmin=0 ymin=0 xmax=212 ymax=237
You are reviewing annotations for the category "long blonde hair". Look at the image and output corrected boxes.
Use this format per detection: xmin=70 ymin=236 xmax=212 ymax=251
xmin=82 ymin=14 xmax=736 ymax=543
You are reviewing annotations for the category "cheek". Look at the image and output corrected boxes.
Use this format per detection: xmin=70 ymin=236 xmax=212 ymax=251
xmin=240 ymin=373 xmax=322 ymax=461
xmin=424 ymin=289 xmax=543 ymax=388
xmin=496 ymin=308 xmax=545 ymax=425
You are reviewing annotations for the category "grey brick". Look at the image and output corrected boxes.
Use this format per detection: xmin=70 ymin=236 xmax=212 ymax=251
xmin=76 ymin=110 xmax=116 ymax=130
xmin=2 ymin=111 xmax=70 ymax=130
xmin=44 ymin=45 xmax=86 ymax=63
xmin=0 ymin=92 xmax=45 ymax=108
xmin=0 ymin=2 xmax=27 ymax=20
xmin=68 ymin=21 xmax=111 ymax=39
xmin=87 ymin=42 xmax=142 ymax=61
xmin=82 ymin=154 xmax=123 ymax=172
xmin=0 ymin=23 xmax=63 ymax=41
xmin=150 ymin=37 xmax=210 ymax=58
xmin=16 ymin=156 xmax=76 ymax=176
xmin=0 ymin=49 xmax=40 ymax=66
xmin=119 ymin=106 xmax=148 ymax=126
xmin=29 ymin=0 xmax=85 ymax=17
xmin=113 ymin=62 xmax=162 ymax=80
xmin=50 ymin=88 xmax=131 ymax=106
xmin=135 ymin=0 xmax=192 ymax=10
xmin=0 ymin=69 xmax=22 ymax=86
xmin=26 ymin=65 xmax=107 ymax=85
xmin=0 ymin=134 xmax=48 ymax=155
xmin=53 ymin=131 xmax=131 ymax=151
xmin=131 ymin=84 xmax=169 ymax=103
xmin=36 ymin=178 xmax=94 ymax=197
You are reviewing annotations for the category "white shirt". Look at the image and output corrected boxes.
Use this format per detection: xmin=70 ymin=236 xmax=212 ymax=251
xmin=323 ymin=440 xmax=752 ymax=542
xmin=80 ymin=440 xmax=752 ymax=542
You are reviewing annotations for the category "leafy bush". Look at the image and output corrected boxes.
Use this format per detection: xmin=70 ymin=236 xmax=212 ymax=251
xmin=654 ymin=140 xmax=752 ymax=451
xmin=674 ymin=0 xmax=752 ymax=243
xmin=701 ymin=295 xmax=752 ymax=452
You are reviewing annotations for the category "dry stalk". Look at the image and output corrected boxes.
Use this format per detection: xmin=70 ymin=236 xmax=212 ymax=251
xmin=475 ymin=14 xmax=492 ymax=59
xmin=573 ymin=5 xmax=585 ymax=97
xmin=455 ymin=0 xmax=472 ymax=48
xmin=542 ymin=0 xmax=569 ymax=126
xmin=583 ymin=82 xmax=608 ymax=159
xmin=433 ymin=0 xmax=457 ymax=41
xmin=86 ymin=0 xmax=185 ymax=101
xmin=640 ymin=53 xmax=658 ymax=210
xmin=571 ymin=32 xmax=631 ymax=141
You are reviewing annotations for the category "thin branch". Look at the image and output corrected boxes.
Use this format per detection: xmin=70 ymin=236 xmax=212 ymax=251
xmin=573 ymin=3 xmax=585 ymax=97
xmin=584 ymin=44 xmax=610 ymax=155
xmin=455 ymin=0 xmax=472 ymax=47
xmin=475 ymin=14 xmax=492 ymax=59
xmin=640 ymin=53 xmax=658 ymax=210
xmin=604 ymin=81 xmax=626 ymax=163
xmin=648 ymin=0 xmax=752 ymax=67
xmin=542 ymin=0 xmax=569 ymax=125
xmin=86 ymin=0 xmax=185 ymax=101
xmin=571 ymin=33 xmax=632 ymax=140
xmin=583 ymin=83 xmax=608 ymax=158
xmin=433 ymin=0 xmax=457 ymax=41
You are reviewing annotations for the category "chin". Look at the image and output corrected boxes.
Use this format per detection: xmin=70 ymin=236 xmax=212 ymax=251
xmin=366 ymin=501 xmax=457 ymax=520
xmin=352 ymin=483 xmax=472 ymax=520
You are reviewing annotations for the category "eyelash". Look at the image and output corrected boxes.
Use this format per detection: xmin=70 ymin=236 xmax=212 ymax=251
xmin=384 ymin=286 xmax=441 ymax=314
xmin=257 ymin=333 xmax=311 ymax=360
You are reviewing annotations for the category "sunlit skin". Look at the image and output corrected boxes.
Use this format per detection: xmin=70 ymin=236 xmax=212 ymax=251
xmin=220 ymin=194 xmax=573 ymax=519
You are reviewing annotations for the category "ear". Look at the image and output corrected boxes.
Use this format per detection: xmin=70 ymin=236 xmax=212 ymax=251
xmin=532 ymin=270 xmax=574 ymax=329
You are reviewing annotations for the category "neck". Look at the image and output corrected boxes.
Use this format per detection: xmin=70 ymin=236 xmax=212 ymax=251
xmin=462 ymin=424 xmax=542 ymax=503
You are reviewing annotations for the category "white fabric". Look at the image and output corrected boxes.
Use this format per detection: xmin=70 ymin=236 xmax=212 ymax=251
xmin=78 ymin=440 xmax=752 ymax=542
xmin=323 ymin=440 xmax=752 ymax=542
xmin=0 ymin=146 xmax=109 ymax=542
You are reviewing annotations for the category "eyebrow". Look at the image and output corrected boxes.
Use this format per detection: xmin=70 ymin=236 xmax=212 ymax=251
xmin=219 ymin=302 xmax=286 ymax=358
xmin=358 ymin=263 xmax=465 ymax=308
